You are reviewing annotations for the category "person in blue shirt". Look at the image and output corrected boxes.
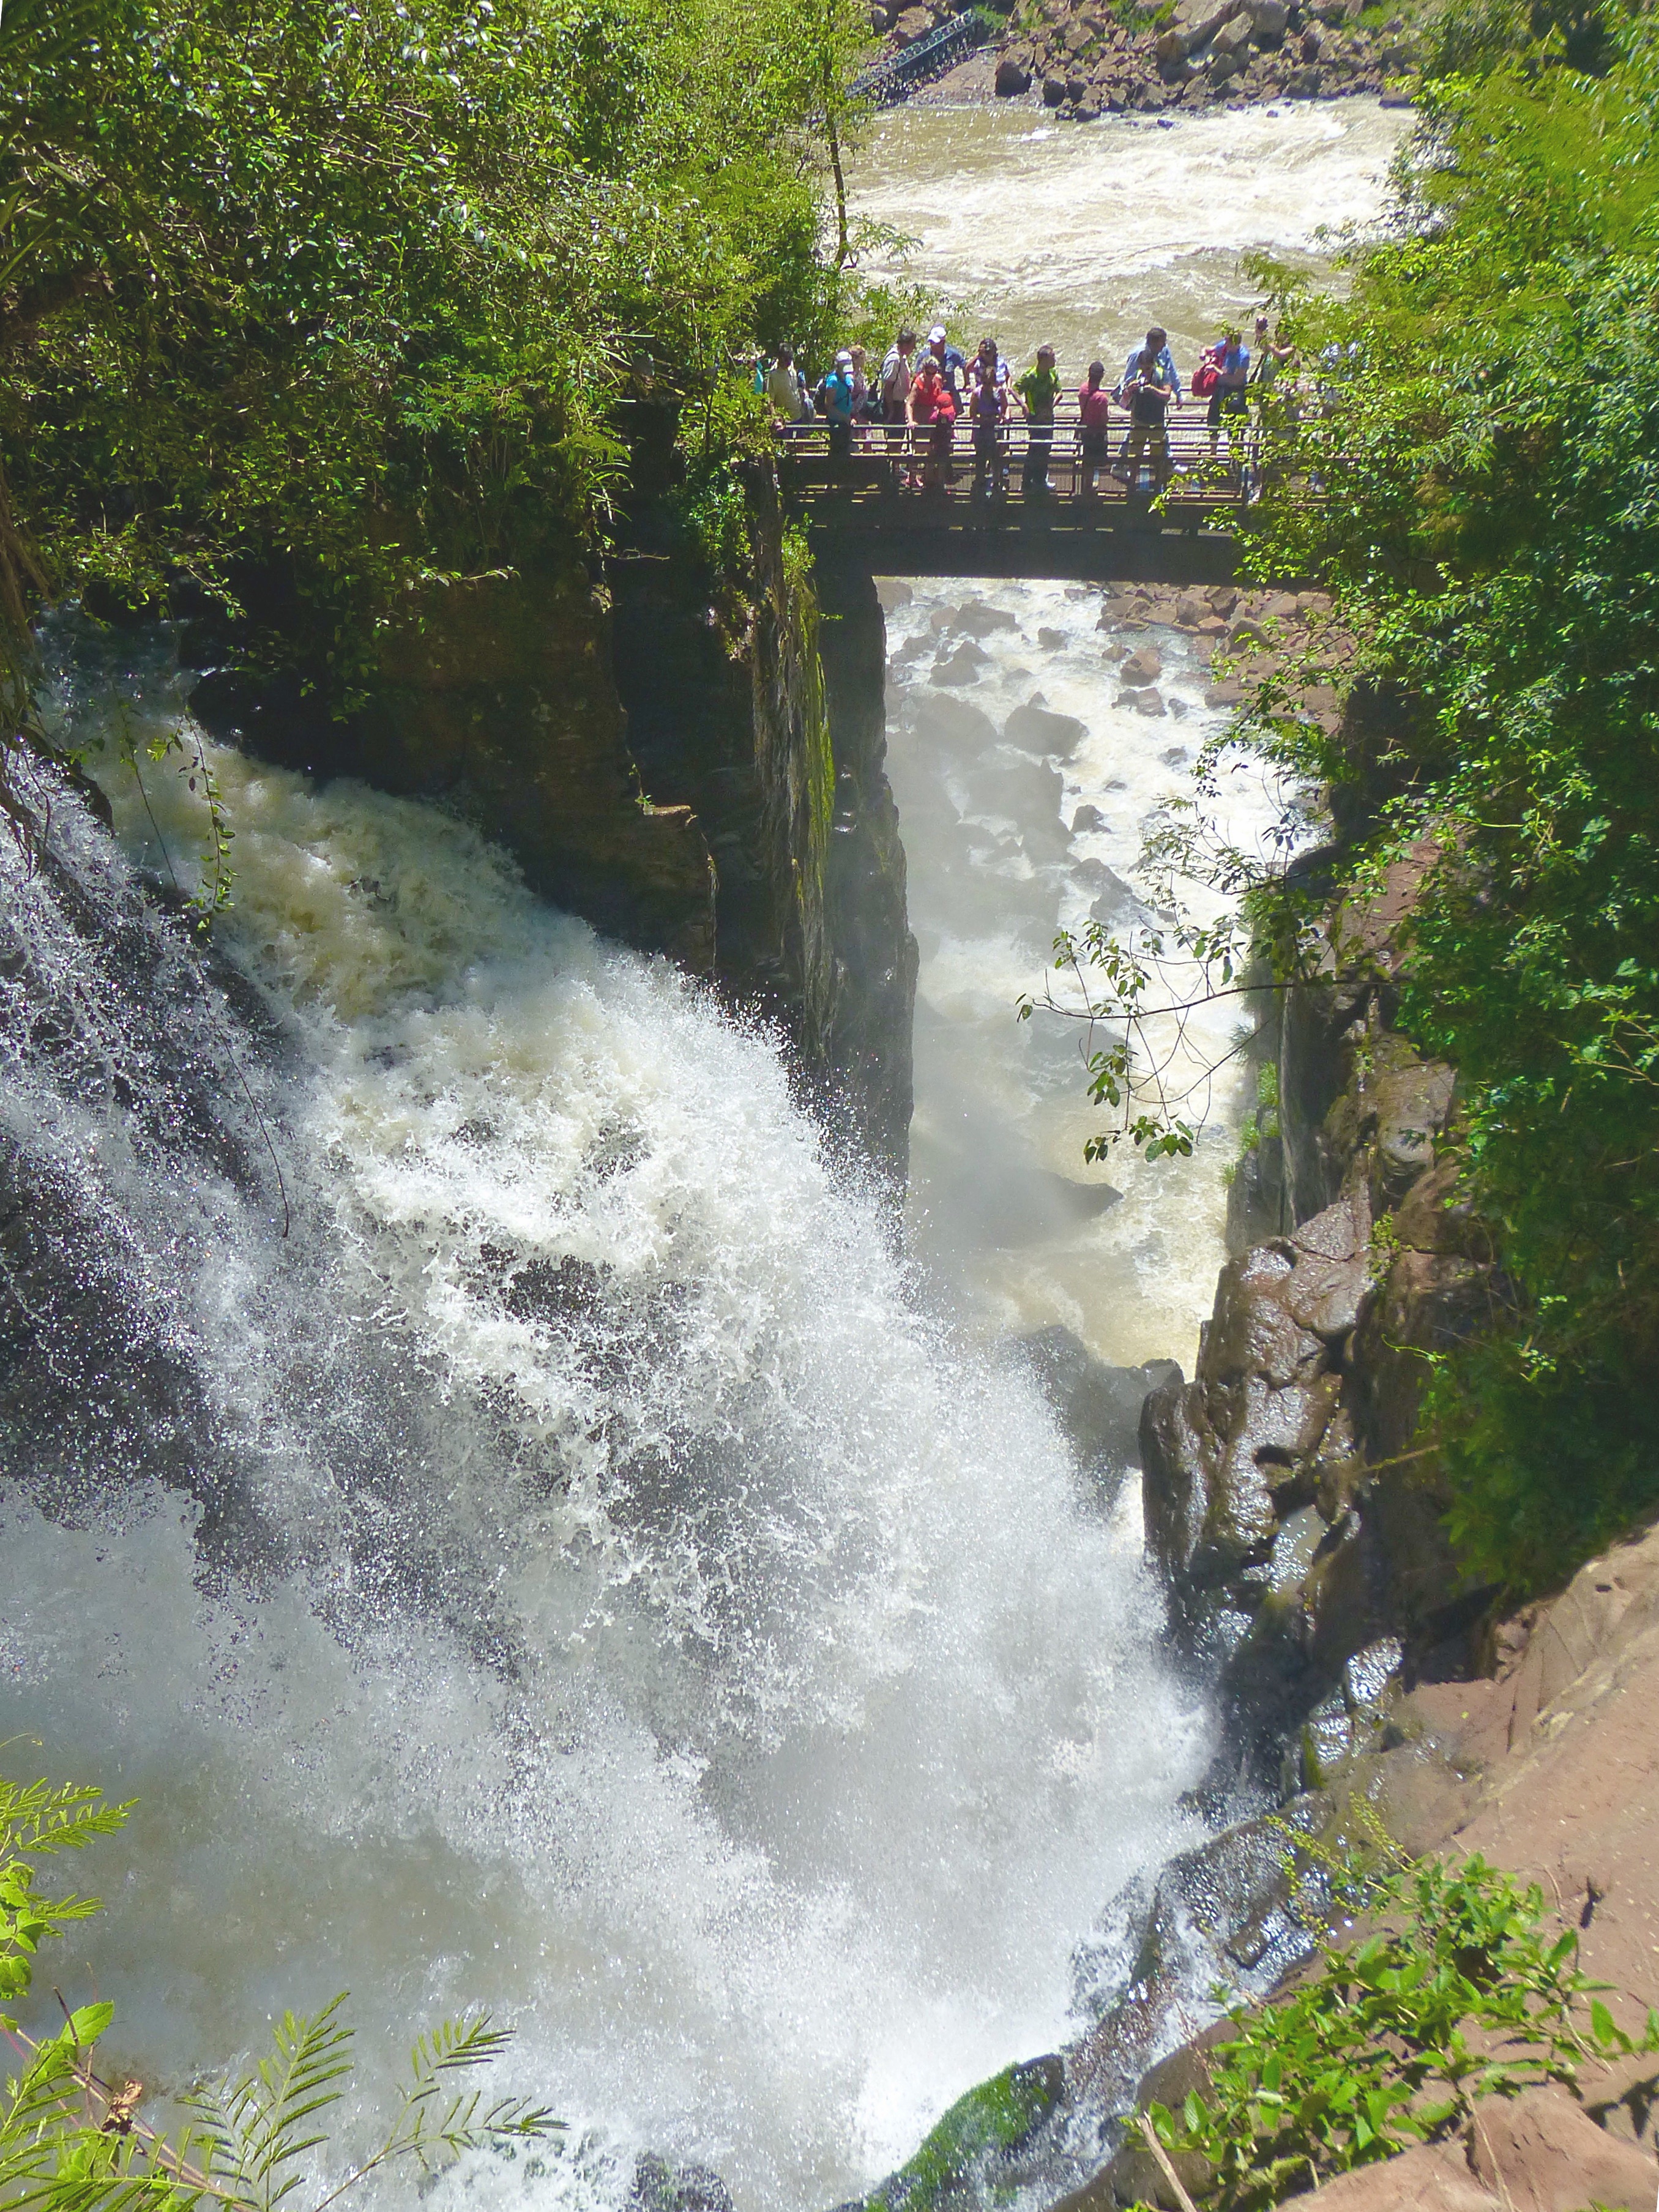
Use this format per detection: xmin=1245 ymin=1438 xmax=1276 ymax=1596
xmin=816 ymin=349 xmax=859 ymax=464
xmin=1119 ymin=324 xmax=1183 ymax=408
xmin=1116 ymin=324 xmax=1181 ymax=480
xmin=925 ymin=323 xmax=969 ymax=404
xmin=1207 ymin=327 xmax=1250 ymax=470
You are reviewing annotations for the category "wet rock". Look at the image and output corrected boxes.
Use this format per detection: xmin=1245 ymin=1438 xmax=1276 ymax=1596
xmin=899 ymin=690 xmax=1001 ymax=763
xmin=965 ymin=750 xmax=1064 ymax=831
xmin=1089 ymin=866 xmax=1147 ymax=928
xmin=1072 ymin=803 xmax=1107 ymax=834
xmin=1343 ymin=1634 xmax=1403 ymax=1711
xmin=994 ymin=53 xmax=1033 ymax=92
xmin=1043 ymin=71 xmax=1068 ymax=102
xmin=628 ymin=2154 xmax=734 ymax=2212
xmin=838 ymin=2056 xmax=1067 ymax=2212
xmin=951 ymin=599 xmax=1021 ymax=638
xmin=1037 ymin=626 xmax=1068 ymax=650
xmin=1116 ymin=687 xmax=1166 ymax=716
xmin=1072 ymin=1800 xmax=1330 ymax=2126
xmin=1005 ymin=698 xmax=1088 ymax=756
xmin=1119 ymin=645 xmax=1163 ymax=686
xmin=1021 ymin=1324 xmax=1179 ymax=1505
xmin=931 ymin=640 xmax=991 ymax=687
xmin=1140 ymin=1200 xmax=1368 ymax=1620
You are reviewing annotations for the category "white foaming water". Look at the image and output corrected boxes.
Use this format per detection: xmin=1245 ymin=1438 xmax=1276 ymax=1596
xmin=851 ymin=98 xmax=1408 ymax=374
xmin=0 ymin=638 xmax=1209 ymax=2212
xmin=885 ymin=578 xmax=1302 ymax=1370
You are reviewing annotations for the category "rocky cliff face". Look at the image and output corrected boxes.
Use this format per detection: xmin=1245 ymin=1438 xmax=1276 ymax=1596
xmin=1083 ymin=1514 xmax=1659 ymax=2209
xmin=190 ymin=558 xmax=718 ymax=968
xmin=611 ymin=458 xmax=916 ymax=1180
xmin=1143 ymin=849 xmax=1499 ymax=1798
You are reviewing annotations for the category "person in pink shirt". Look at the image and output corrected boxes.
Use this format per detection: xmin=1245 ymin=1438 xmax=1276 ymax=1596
xmin=1076 ymin=360 xmax=1114 ymax=497
xmin=908 ymin=356 xmax=958 ymax=494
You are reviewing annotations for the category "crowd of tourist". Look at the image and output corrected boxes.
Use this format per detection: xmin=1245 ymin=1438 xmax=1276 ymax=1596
xmin=755 ymin=315 xmax=1297 ymax=497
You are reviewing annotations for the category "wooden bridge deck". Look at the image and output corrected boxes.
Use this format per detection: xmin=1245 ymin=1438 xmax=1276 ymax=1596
xmin=781 ymin=412 xmax=1266 ymax=583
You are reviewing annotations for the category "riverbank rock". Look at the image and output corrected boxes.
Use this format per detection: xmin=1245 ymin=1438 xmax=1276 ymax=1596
xmin=983 ymin=0 xmax=1400 ymax=120
xmin=1075 ymin=1511 xmax=1659 ymax=2208
xmin=1019 ymin=1325 xmax=1180 ymax=1505
xmin=628 ymin=2155 xmax=733 ymax=2212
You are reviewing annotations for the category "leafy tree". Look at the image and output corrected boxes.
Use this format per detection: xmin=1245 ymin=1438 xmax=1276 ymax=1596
xmin=0 ymin=0 xmax=876 ymax=724
xmin=1225 ymin=27 xmax=1659 ymax=1588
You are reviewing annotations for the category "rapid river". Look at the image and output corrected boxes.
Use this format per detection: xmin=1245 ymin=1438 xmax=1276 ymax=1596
xmin=0 ymin=95 xmax=1404 ymax=2212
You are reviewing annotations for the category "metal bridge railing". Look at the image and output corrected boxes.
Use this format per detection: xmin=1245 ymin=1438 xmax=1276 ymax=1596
xmin=851 ymin=10 xmax=996 ymax=106
xmin=775 ymin=409 xmax=1273 ymax=516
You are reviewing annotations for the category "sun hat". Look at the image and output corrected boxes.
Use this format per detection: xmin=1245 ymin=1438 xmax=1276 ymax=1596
xmin=928 ymin=324 xmax=947 ymax=343
xmin=835 ymin=349 xmax=852 ymax=365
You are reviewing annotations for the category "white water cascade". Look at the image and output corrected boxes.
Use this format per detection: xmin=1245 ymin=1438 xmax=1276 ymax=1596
xmin=2 ymin=627 xmax=1206 ymax=2212
xmin=0 ymin=95 xmax=1406 ymax=2212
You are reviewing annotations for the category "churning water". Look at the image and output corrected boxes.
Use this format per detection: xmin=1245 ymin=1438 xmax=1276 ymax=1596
xmin=2 ymin=627 xmax=1207 ymax=2211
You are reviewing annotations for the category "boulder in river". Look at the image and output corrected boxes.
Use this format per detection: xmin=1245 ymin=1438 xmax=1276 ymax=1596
xmin=898 ymin=690 xmax=1001 ymax=763
xmin=965 ymin=749 xmax=1064 ymax=829
xmin=1004 ymin=697 xmax=1087 ymax=757
xmin=832 ymin=2055 xmax=1066 ymax=2212
xmin=628 ymin=2156 xmax=733 ymax=2212
xmin=1119 ymin=645 xmax=1163 ymax=686
xmin=931 ymin=640 xmax=991 ymax=687
xmin=1089 ymin=865 xmax=1146 ymax=926
xmin=951 ymin=599 xmax=1021 ymax=638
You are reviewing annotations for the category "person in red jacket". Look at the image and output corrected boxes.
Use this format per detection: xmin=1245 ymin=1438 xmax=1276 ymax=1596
xmin=1076 ymin=360 xmax=1114 ymax=497
xmin=909 ymin=356 xmax=958 ymax=494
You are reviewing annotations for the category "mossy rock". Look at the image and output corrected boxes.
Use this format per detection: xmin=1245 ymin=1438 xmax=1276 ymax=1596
xmin=856 ymin=2055 xmax=1065 ymax=2211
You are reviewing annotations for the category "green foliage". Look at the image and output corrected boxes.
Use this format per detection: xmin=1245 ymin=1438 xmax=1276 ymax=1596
xmin=0 ymin=1765 xmax=559 ymax=2211
xmin=0 ymin=0 xmax=877 ymax=713
xmin=1217 ymin=26 xmax=1659 ymax=1592
xmin=1236 ymin=1059 xmax=1280 ymax=1162
xmin=1147 ymin=1852 xmax=1659 ymax=2210
xmin=0 ymin=1773 xmax=132 ymax=2014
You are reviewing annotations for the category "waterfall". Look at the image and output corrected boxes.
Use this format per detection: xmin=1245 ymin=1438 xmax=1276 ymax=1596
xmin=0 ymin=622 xmax=1209 ymax=2211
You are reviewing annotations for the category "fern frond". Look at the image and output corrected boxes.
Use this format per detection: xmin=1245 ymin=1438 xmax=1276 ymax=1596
xmin=183 ymin=1996 xmax=353 ymax=2212
xmin=0 ymin=1778 xmax=134 ymax=1861
xmin=406 ymin=2014 xmax=513 ymax=2083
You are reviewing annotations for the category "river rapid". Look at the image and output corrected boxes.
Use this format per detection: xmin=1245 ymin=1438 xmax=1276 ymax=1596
xmin=0 ymin=99 xmax=1403 ymax=2212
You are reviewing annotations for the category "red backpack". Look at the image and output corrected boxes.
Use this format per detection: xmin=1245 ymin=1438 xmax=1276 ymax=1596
xmin=1191 ymin=343 xmax=1223 ymax=398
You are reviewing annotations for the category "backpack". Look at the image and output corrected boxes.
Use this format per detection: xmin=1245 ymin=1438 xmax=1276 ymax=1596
xmin=1191 ymin=344 xmax=1223 ymax=398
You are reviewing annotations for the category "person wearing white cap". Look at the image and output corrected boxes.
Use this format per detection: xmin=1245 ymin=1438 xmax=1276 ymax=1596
xmin=926 ymin=323 xmax=968 ymax=404
xmin=816 ymin=349 xmax=860 ymax=464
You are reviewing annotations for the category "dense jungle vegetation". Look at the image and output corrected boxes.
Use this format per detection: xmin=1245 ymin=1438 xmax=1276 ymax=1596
xmin=0 ymin=0 xmax=876 ymax=721
xmin=1235 ymin=17 xmax=1659 ymax=1591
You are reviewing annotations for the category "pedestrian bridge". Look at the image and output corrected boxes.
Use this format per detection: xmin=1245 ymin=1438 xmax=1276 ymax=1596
xmin=781 ymin=412 xmax=1261 ymax=584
